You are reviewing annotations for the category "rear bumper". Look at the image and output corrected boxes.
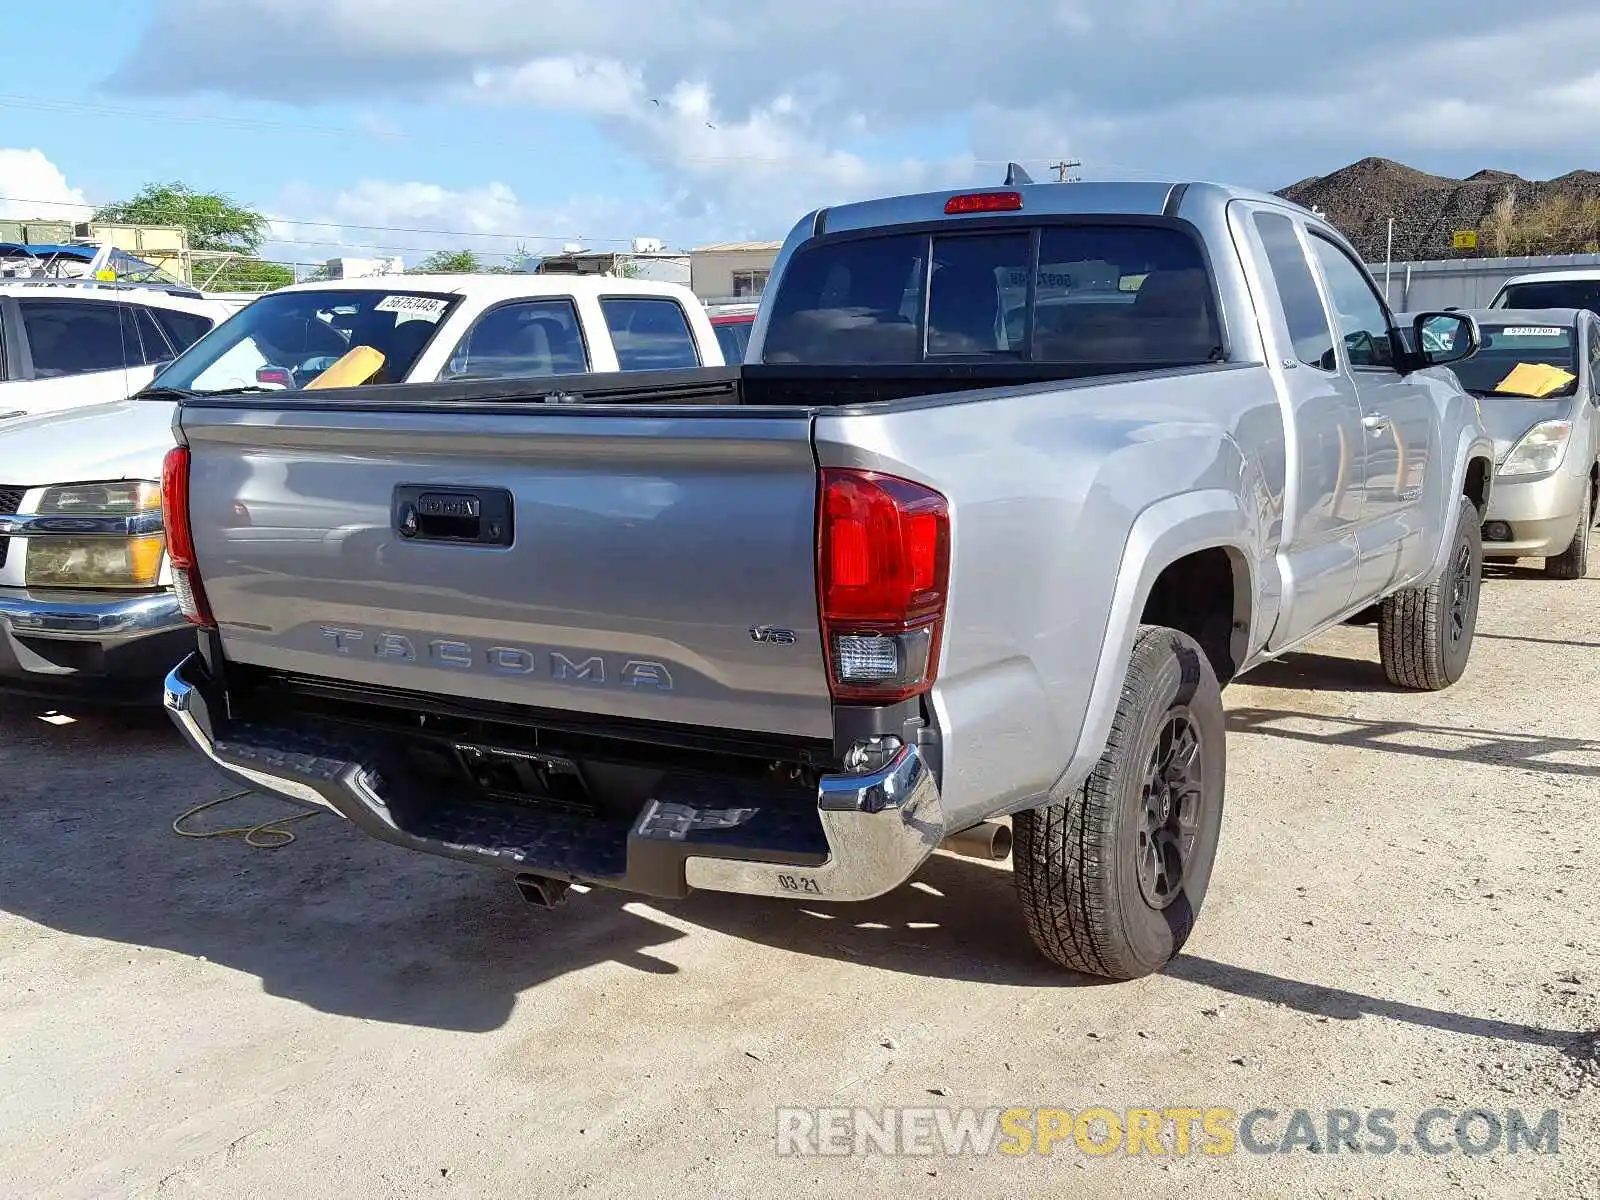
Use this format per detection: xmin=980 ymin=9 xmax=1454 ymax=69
xmin=0 ymin=588 xmax=192 ymax=702
xmin=162 ymin=654 xmax=946 ymax=902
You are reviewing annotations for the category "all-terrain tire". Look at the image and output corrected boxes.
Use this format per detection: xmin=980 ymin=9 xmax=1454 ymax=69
xmin=1545 ymin=483 xmax=1592 ymax=580
xmin=1013 ymin=625 xmax=1226 ymax=981
xmin=1378 ymin=494 xmax=1482 ymax=690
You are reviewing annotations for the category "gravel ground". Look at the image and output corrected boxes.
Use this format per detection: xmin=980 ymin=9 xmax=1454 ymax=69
xmin=2 ymin=563 xmax=1597 ymax=1199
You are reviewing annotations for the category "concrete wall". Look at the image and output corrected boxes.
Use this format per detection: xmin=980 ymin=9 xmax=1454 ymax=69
xmin=1377 ymin=251 xmax=1600 ymax=311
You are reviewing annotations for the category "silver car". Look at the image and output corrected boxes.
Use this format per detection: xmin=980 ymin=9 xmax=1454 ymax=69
xmin=1413 ymin=308 xmax=1600 ymax=577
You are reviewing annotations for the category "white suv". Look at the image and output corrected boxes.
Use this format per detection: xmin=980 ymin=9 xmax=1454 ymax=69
xmin=0 ymin=282 xmax=236 ymax=420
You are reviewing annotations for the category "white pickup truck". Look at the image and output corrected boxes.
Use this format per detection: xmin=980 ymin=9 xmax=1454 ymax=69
xmin=0 ymin=280 xmax=233 ymax=421
xmin=0 ymin=273 xmax=723 ymax=701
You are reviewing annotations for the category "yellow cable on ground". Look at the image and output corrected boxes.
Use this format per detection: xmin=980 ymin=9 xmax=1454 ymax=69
xmin=172 ymin=789 xmax=326 ymax=850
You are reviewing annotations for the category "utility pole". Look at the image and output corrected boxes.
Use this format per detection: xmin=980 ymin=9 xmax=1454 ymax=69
xmin=1385 ymin=216 xmax=1395 ymax=303
xmin=1050 ymin=158 xmax=1082 ymax=183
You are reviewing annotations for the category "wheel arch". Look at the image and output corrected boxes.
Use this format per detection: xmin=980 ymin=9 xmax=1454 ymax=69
xmin=1053 ymin=489 xmax=1257 ymax=805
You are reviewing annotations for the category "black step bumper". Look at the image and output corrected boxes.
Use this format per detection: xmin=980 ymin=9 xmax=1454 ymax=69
xmin=162 ymin=654 xmax=946 ymax=902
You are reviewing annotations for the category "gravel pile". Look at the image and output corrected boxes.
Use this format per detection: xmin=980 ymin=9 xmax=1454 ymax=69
xmin=1275 ymin=157 xmax=1600 ymax=261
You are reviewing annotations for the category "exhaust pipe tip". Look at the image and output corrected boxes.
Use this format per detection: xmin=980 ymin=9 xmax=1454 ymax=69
xmin=939 ymin=820 xmax=1012 ymax=862
xmin=514 ymin=873 xmax=572 ymax=908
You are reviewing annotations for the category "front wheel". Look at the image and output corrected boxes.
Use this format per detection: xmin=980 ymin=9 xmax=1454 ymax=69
xmin=1545 ymin=484 xmax=1592 ymax=580
xmin=1378 ymin=494 xmax=1482 ymax=690
xmin=1013 ymin=626 xmax=1226 ymax=981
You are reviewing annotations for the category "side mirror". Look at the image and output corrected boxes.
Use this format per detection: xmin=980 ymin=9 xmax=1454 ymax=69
xmin=1403 ymin=311 xmax=1480 ymax=371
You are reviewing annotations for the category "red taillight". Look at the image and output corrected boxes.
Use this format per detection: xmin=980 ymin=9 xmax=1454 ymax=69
xmin=256 ymin=366 xmax=294 ymax=388
xmin=161 ymin=445 xmax=214 ymax=628
xmin=818 ymin=469 xmax=950 ymax=703
xmin=944 ymin=190 xmax=1023 ymax=215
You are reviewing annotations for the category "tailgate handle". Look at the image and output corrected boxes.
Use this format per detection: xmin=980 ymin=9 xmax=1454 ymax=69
xmin=393 ymin=485 xmax=514 ymax=547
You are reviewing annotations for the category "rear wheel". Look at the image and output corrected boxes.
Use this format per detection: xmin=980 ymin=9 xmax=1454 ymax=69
xmin=1545 ymin=485 xmax=1592 ymax=580
xmin=1013 ymin=626 xmax=1225 ymax=981
xmin=1378 ymin=494 xmax=1481 ymax=690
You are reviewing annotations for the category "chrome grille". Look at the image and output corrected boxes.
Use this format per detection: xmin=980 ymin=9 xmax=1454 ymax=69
xmin=0 ymin=486 xmax=24 ymax=569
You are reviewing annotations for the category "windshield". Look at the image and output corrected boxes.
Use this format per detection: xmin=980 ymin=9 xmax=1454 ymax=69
xmin=154 ymin=288 xmax=459 ymax=393
xmin=712 ymin=316 xmax=753 ymax=363
xmin=1430 ymin=319 xmax=1579 ymax=398
xmin=761 ymin=223 xmax=1220 ymax=367
xmin=1492 ymin=280 xmax=1600 ymax=314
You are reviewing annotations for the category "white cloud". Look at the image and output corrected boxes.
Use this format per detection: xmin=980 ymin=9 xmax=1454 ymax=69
xmin=262 ymin=176 xmax=675 ymax=269
xmin=0 ymin=149 xmax=90 ymax=222
xmin=109 ymin=0 xmax=1600 ymax=241
xmin=462 ymin=56 xmax=978 ymax=237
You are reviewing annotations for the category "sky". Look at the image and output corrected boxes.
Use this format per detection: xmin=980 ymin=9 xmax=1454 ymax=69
xmin=3 ymin=0 xmax=1600 ymax=273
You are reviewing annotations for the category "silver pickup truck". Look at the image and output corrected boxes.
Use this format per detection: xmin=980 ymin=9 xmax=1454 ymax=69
xmin=159 ymin=177 xmax=1495 ymax=981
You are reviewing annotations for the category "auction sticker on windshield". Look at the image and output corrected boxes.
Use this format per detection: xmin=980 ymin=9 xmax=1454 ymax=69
xmin=1498 ymin=327 xmax=1564 ymax=338
xmin=375 ymin=295 xmax=450 ymax=318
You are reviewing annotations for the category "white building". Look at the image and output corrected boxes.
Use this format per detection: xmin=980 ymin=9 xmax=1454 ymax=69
xmin=690 ymin=241 xmax=782 ymax=302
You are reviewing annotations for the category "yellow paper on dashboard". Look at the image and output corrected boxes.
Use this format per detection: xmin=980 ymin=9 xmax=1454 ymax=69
xmin=1494 ymin=362 xmax=1575 ymax=398
xmin=304 ymin=345 xmax=386 ymax=389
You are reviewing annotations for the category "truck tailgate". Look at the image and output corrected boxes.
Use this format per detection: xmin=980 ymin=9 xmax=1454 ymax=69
xmin=178 ymin=403 xmax=834 ymax=739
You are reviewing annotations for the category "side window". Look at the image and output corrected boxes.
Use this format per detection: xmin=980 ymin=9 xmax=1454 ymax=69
xmin=18 ymin=300 xmax=141 ymax=378
xmin=136 ymin=308 xmax=176 ymax=364
xmin=1253 ymin=213 xmax=1337 ymax=372
xmin=599 ymin=297 xmax=701 ymax=371
xmin=1308 ymin=235 xmax=1395 ymax=370
xmin=152 ymin=309 xmax=215 ymax=356
xmin=442 ymin=299 xmax=589 ymax=380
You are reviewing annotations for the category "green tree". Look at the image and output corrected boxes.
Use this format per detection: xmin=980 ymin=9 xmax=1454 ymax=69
xmin=95 ymin=182 xmax=268 ymax=253
xmin=416 ymin=249 xmax=482 ymax=274
xmin=94 ymin=181 xmax=290 ymax=289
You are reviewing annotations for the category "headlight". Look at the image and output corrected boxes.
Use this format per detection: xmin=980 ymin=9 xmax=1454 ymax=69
xmin=36 ymin=481 xmax=160 ymax=515
xmin=1499 ymin=419 xmax=1572 ymax=479
xmin=24 ymin=480 xmax=166 ymax=589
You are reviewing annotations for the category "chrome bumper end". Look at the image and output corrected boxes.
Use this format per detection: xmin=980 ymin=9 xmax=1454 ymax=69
xmin=683 ymin=743 xmax=946 ymax=902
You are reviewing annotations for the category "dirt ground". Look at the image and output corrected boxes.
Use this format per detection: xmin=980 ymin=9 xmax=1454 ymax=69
xmin=2 ymin=562 xmax=1597 ymax=1199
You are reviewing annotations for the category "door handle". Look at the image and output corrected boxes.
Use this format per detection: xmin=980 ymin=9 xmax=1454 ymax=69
xmin=392 ymin=485 xmax=514 ymax=546
xmin=1362 ymin=413 xmax=1390 ymax=435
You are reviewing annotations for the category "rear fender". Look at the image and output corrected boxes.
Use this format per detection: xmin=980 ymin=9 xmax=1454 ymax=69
xmin=1034 ymin=490 xmax=1257 ymax=808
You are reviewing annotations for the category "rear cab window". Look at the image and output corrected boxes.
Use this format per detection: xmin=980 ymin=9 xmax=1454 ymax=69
xmin=600 ymin=297 xmax=701 ymax=371
xmin=711 ymin=317 xmax=754 ymax=364
xmin=761 ymin=222 xmax=1222 ymax=367
xmin=153 ymin=288 xmax=459 ymax=394
xmin=443 ymin=299 xmax=589 ymax=380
